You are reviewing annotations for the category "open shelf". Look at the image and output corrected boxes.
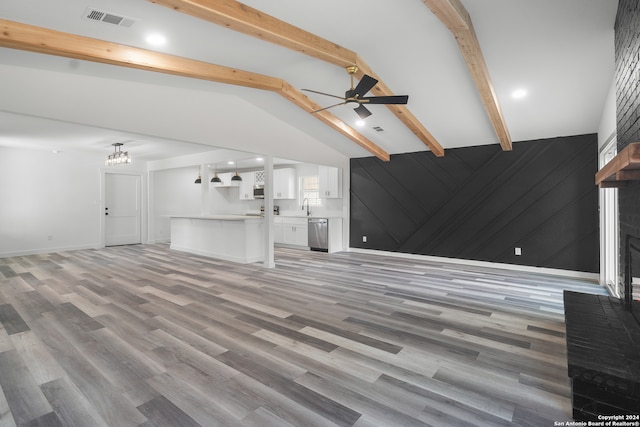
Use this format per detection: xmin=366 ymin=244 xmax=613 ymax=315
xmin=596 ymin=142 xmax=640 ymax=188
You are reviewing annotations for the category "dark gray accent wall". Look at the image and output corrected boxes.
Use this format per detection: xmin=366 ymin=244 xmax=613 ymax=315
xmin=350 ymin=134 xmax=599 ymax=273
xmin=615 ymin=0 xmax=640 ymax=290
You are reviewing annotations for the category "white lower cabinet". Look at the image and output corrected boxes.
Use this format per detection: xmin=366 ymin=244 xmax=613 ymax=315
xmin=274 ymin=217 xmax=308 ymax=246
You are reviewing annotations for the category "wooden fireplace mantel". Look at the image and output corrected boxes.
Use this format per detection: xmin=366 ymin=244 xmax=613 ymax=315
xmin=596 ymin=142 xmax=640 ymax=188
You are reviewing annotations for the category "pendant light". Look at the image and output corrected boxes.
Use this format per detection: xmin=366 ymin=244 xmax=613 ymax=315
xmin=105 ymin=142 xmax=131 ymax=166
xmin=231 ymin=161 xmax=242 ymax=182
xmin=194 ymin=166 xmax=202 ymax=184
xmin=210 ymin=164 xmax=222 ymax=183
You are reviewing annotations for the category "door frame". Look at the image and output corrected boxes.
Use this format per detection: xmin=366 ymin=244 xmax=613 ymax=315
xmin=100 ymin=168 xmax=147 ymax=247
xmin=599 ymin=136 xmax=619 ymax=297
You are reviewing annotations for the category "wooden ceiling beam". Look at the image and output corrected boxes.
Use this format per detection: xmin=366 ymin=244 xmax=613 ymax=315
xmin=422 ymin=0 xmax=512 ymax=151
xmin=149 ymin=0 xmax=358 ymax=68
xmin=0 ymin=19 xmax=389 ymax=161
xmin=148 ymin=0 xmax=445 ymax=156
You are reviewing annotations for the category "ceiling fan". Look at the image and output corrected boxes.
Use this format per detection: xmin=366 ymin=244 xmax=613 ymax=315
xmin=302 ymin=66 xmax=409 ymax=119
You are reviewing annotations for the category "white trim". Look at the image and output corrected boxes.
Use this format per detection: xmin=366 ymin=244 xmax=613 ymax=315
xmin=0 ymin=244 xmax=101 ymax=259
xmin=598 ymin=134 xmax=620 ymax=297
xmin=348 ymin=247 xmax=600 ymax=282
xmin=598 ymin=132 xmax=617 ymax=155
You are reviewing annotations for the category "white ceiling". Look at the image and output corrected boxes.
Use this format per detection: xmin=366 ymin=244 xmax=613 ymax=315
xmin=0 ymin=0 xmax=618 ymax=165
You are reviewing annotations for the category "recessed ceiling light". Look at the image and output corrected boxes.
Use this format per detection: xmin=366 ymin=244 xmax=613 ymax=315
xmin=256 ymin=157 xmax=264 ymax=161
xmin=227 ymin=161 xmax=235 ymax=165
xmin=512 ymin=88 xmax=527 ymax=99
xmin=145 ymin=33 xmax=166 ymax=46
xmin=356 ymin=120 xmax=365 ymax=127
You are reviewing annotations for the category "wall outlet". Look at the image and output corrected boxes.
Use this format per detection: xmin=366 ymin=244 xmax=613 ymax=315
xmin=515 ymin=247 xmax=522 ymax=256
xmin=362 ymin=235 xmax=367 ymax=243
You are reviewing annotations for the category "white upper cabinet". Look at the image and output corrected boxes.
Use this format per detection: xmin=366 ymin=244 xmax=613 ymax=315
xmin=319 ymin=166 xmax=341 ymax=198
xmin=239 ymin=172 xmax=255 ymax=200
xmin=273 ymin=168 xmax=296 ymax=200
xmin=211 ymin=172 xmax=235 ymax=188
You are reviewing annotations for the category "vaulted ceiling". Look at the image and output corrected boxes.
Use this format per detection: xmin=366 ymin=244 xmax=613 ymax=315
xmin=0 ymin=0 xmax=617 ymax=165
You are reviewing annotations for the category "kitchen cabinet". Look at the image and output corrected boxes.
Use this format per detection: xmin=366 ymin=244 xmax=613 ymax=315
xmin=170 ymin=215 xmax=264 ymax=263
xmin=274 ymin=217 xmax=308 ymax=246
xmin=319 ymin=165 xmax=341 ymax=198
xmin=273 ymin=168 xmax=296 ymax=199
xmin=273 ymin=217 xmax=284 ymax=243
xmin=239 ymin=172 xmax=255 ymax=200
xmin=211 ymin=172 xmax=239 ymax=188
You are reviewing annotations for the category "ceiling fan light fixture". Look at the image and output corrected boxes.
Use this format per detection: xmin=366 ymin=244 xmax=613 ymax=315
xmin=303 ymin=67 xmax=408 ymax=118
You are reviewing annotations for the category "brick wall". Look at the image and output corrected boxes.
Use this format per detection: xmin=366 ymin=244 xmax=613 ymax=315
xmin=615 ymin=0 xmax=640 ymax=289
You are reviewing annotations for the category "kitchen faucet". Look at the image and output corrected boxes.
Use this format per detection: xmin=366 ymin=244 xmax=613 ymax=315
xmin=302 ymin=198 xmax=311 ymax=216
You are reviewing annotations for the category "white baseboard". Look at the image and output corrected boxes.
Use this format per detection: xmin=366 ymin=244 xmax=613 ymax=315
xmin=348 ymin=247 xmax=600 ymax=282
xmin=0 ymin=244 xmax=101 ymax=259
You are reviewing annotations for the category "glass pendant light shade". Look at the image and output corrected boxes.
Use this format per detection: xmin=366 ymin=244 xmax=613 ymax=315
xmin=194 ymin=176 xmax=202 ymax=184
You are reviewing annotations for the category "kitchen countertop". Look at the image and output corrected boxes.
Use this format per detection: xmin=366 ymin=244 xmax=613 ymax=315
xmin=170 ymin=215 xmax=263 ymax=221
xmin=276 ymin=215 xmax=342 ymax=219
xmin=169 ymin=214 xmax=342 ymax=220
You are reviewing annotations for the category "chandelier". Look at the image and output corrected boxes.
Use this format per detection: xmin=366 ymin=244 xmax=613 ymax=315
xmin=105 ymin=143 xmax=131 ymax=166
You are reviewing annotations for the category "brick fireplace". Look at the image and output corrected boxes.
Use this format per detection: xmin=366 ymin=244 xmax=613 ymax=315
xmin=564 ymin=291 xmax=640 ymax=420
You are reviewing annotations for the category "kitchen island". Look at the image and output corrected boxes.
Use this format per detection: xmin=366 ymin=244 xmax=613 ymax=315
xmin=170 ymin=215 xmax=264 ymax=263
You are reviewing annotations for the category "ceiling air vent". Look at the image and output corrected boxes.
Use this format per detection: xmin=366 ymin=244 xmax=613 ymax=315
xmin=83 ymin=7 xmax=139 ymax=28
xmin=373 ymin=126 xmax=384 ymax=132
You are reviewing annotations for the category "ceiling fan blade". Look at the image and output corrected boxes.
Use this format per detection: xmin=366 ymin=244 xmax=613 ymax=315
xmin=358 ymin=95 xmax=409 ymax=105
xmin=311 ymin=101 xmax=347 ymax=113
xmin=353 ymin=74 xmax=378 ymax=97
xmin=354 ymin=104 xmax=372 ymax=119
xmin=302 ymin=88 xmax=346 ymax=100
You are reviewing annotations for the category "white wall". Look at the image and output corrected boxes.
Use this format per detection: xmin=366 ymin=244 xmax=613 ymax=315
xmin=598 ymin=77 xmax=617 ymax=148
xmin=0 ymin=147 xmax=104 ymax=256
xmin=150 ymin=167 xmax=203 ymax=243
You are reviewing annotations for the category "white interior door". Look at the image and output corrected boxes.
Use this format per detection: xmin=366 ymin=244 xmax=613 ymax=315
xmin=105 ymin=173 xmax=141 ymax=246
xmin=599 ymin=139 xmax=619 ymax=296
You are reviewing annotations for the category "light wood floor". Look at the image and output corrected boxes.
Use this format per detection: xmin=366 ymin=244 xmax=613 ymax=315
xmin=0 ymin=244 xmax=607 ymax=426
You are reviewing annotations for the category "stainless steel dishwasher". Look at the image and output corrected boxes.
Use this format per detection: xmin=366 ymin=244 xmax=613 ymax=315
xmin=308 ymin=218 xmax=328 ymax=252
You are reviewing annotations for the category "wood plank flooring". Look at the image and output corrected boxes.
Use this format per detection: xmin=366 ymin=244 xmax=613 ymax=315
xmin=0 ymin=244 xmax=607 ymax=426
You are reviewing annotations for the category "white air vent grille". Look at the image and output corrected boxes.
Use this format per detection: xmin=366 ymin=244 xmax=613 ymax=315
xmin=83 ymin=7 xmax=138 ymax=28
